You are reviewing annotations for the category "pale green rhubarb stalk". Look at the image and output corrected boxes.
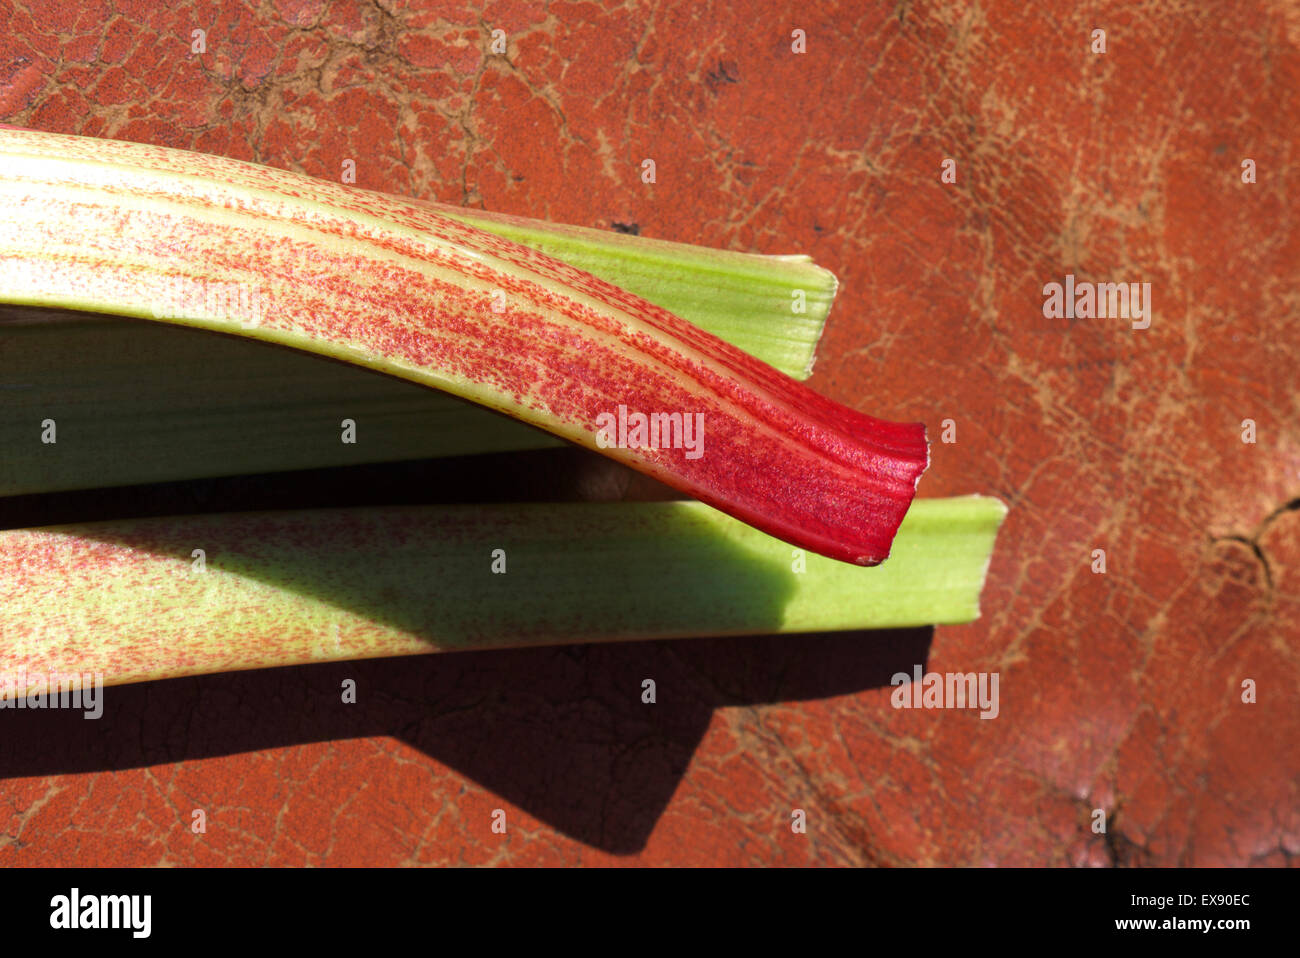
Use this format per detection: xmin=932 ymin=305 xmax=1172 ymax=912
xmin=0 ymin=498 xmax=1006 ymax=696
xmin=0 ymin=205 xmax=835 ymax=495
xmin=0 ymin=127 xmax=924 ymax=565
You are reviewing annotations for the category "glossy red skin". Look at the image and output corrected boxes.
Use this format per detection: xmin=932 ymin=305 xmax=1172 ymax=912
xmin=0 ymin=128 xmax=928 ymax=564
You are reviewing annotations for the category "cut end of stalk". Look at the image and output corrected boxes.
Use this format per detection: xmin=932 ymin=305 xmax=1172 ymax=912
xmin=900 ymin=494 xmax=1008 ymax=624
xmin=801 ymin=264 xmax=840 ymax=380
xmin=967 ymin=494 xmax=1009 ymax=620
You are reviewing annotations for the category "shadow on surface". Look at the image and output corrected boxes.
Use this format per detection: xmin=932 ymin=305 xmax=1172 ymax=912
xmin=2 ymin=445 xmax=935 ymax=852
xmin=0 ymin=626 xmax=932 ymax=854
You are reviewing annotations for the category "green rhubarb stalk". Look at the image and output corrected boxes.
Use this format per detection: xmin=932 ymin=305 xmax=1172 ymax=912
xmin=0 ymin=309 xmax=561 ymax=496
xmin=0 ymin=497 xmax=1006 ymax=695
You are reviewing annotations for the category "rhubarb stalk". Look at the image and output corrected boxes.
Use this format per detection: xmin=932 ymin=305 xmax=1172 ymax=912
xmin=0 ymin=497 xmax=1005 ymax=696
xmin=0 ymin=129 xmax=927 ymax=564
xmin=0 ymin=209 xmax=834 ymax=495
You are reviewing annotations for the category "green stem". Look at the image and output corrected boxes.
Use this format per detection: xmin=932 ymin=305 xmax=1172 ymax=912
xmin=0 ymin=497 xmax=1006 ymax=694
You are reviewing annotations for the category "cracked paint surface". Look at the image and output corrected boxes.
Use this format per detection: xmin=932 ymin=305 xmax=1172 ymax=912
xmin=1 ymin=0 xmax=1296 ymax=864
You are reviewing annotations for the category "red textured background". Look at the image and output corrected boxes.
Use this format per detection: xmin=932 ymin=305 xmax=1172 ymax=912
xmin=1 ymin=0 xmax=1297 ymax=865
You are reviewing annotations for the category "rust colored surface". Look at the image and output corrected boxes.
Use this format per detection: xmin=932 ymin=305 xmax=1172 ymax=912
xmin=0 ymin=0 xmax=1296 ymax=865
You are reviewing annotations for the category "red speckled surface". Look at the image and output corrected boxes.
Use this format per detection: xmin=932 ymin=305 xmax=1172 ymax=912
xmin=1 ymin=0 xmax=1297 ymax=865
